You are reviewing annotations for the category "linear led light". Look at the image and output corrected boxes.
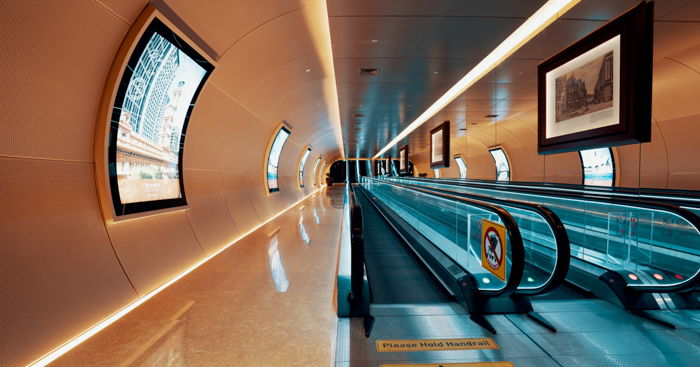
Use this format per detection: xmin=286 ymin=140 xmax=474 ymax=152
xmin=373 ymin=0 xmax=580 ymax=158
xmin=303 ymin=0 xmax=346 ymax=159
xmin=27 ymin=188 xmax=322 ymax=367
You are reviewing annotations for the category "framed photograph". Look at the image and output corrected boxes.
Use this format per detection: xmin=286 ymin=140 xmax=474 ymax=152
xmin=399 ymin=145 xmax=409 ymax=174
xmin=538 ymin=1 xmax=653 ymax=154
xmin=430 ymin=121 xmax=450 ymax=168
xmin=374 ymin=159 xmax=386 ymax=176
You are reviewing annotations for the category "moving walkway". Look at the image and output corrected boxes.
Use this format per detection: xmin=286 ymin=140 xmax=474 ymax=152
xmin=384 ymin=176 xmax=700 ymax=324
xmin=346 ymin=178 xmax=570 ymax=333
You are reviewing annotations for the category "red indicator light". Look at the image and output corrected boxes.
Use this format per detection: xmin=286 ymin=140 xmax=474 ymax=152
xmin=674 ymin=274 xmax=684 ymax=280
xmin=652 ymin=273 xmax=663 ymax=280
xmin=627 ymin=273 xmax=638 ymax=281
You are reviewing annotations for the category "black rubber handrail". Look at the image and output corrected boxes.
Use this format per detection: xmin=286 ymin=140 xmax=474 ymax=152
xmin=402 ymin=177 xmax=700 ymax=293
xmin=363 ymin=176 xmax=525 ymax=297
xmin=389 ymin=178 xmax=570 ymax=296
xmin=349 ymin=189 xmax=366 ymax=304
xmin=415 ymin=177 xmax=700 ymax=209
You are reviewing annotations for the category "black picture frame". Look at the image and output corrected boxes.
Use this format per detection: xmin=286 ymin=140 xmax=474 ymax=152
xmin=430 ymin=121 xmax=450 ymax=168
xmin=399 ymin=145 xmax=409 ymax=174
xmin=537 ymin=1 xmax=653 ymax=154
xmin=108 ymin=17 xmax=215 ymax=216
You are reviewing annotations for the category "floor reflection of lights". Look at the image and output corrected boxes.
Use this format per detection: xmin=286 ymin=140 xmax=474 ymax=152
xmin=299 ymin=213 xmax=311 ymax=245
xmin=267 ymin=228 xmax=289 ymax=293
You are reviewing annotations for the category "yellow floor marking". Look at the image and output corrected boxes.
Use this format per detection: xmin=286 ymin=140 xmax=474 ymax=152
xmin=376 ymin=338 xmax=499 ymax=352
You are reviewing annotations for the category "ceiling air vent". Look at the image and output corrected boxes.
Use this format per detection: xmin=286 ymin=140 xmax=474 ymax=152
xmin=360 ymin=68 xmax=379 ymax=76
xmin=353 ymin=113 xmax=366 ymax=118
xmin=484 ymin=114 xmax=499 ymax=118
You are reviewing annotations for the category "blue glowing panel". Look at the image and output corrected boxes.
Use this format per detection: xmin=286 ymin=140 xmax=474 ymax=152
xmin=298 ymin=148 xmax=311 ymax=188
xmin=489 ymin=148 xmax=510 ymax=181
xmin=267 ymin=127 xmax=291 ymax=192
xmin=312 ymin=156 xmax=321 ymax=186
xmin=455 ymin=156 xmax=467 ymax=179
xmin=580 ymin=148 xmax=614 ymax=186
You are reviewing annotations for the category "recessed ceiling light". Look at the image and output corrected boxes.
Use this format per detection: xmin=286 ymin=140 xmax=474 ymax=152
xmin=370 ymin=39 xmax=379 ymax=43
xmin=305 ymin=68 xmax=311 ymax=72
xmin=433 ymin=71 xmax=439 ymax=74
xmin=360 ymin=68 xmax=379 ymax=76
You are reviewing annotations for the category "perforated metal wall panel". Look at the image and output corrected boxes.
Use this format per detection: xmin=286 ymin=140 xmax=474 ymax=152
xmin=0 ymin=157 xmax=137 ymax=367
xmin=106 ymin=210 xmax=205 ymax=295
xmin=0 ymin=0 xmax=129 ymax=161
xmin=184 ymin=168 xmax=241 ymax=254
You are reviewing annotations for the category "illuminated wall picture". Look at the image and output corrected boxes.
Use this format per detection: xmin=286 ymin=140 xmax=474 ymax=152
xmin=399 ymin=145 xmax=409 ymax=174
xmin=297 ymin=147 xmax=311 ymax=188
xmin=433 ymin=168 xmax=440 ymax=178
xmin=580 ymin=148 xmax=614 ymax=187
xmin=455 ymin=156 xmax=467 ymax=179
xmin=430 ymin=121 xmax=450 ymax=168
xmin=312 ymin=156 xmax=321 ymax=187
xmin=318 ymin=161 xmax=327 ymax=185
xmin=266 ymin=126 xmax=291 ymax=193
xmin=374 ymin=159 xmax=386 ymax=176
xmin=109 ymin=17 xmax=214 ymax=216
xmin=538 ymin=2 xmax=653 ymax=154
xmin=489 ymin=148 xmax=510 ymax=181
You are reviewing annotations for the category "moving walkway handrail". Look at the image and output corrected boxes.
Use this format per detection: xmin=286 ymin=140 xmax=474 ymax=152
xmin=349 ymin=190 xmax=366 ymax=305
xmin=362 ymin=176 xmax=525 ymax=297
xmin=401 ymin=177 xmax=700 ymax=293
xmin=388 ymin=177 xmax=570 ymax=296
xmin=414 ymin=177 xmax=700 ymax=209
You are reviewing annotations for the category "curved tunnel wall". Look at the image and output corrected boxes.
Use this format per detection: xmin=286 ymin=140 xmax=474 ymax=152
xmin=407 ymin=19 xmax=700 ymax=191
xmin=0 ymin=1 xmax=340 ymax=366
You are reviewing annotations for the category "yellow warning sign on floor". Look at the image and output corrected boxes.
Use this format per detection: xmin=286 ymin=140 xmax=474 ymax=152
xmin=481 ymin=219 xmax=507 ymax=282
xmin=376 ymin=338 xmax=499 ymax=352
xmin=381 ymin=363 xmax=514 ymax=367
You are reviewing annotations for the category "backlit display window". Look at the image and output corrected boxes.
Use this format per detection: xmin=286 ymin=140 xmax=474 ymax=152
xmin=109 ymin=18 xmax=214 ymax=215
xmin=489 ymin=148 xmax=510 ymax=181
xmin=298 ymin=147 xmax=311 ymax=188
xmin=455 ymin=156 xmax=467 ymax=178
xmin=580 ymin=148 xmax=614 ymax=186
xmin=312 ymin=156 xmax=321 ymax=186
xmin=267 ymin=126 xmax=291 ymax=192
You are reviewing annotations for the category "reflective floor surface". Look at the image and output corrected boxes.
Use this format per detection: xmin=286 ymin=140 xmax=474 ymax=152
xmin=336 ymin=299 xmax=700 ymax=367
xmin=51 ymin=186 xmax=346 ymax=367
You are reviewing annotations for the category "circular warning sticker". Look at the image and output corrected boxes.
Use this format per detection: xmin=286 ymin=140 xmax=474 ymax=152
xmin=483 ymin=227 xmax=503 ymax=270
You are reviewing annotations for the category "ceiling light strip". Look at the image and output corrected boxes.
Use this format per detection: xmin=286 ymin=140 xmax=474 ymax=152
xmin=27 ymin=188 xmax=322 ymax=367
xmin=303 ymin=0 xmax=346 ymax=159
xmin=373 ymin=0 xmax=580 ymax=158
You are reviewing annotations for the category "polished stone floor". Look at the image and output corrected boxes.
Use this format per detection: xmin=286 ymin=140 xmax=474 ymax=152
xmin=51 ymin=186 xmax=345 ymax=367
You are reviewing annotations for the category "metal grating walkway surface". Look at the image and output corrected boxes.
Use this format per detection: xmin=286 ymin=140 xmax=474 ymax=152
xmin=334 ymin=300 xmax=700 ymax=367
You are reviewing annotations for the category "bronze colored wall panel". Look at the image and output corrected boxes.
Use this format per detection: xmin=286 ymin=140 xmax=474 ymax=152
xmin=106 ymin=211 xmax=205 ymax=295
xmin=0 ymin=158 xmax=136 ymax=367
xmin=184 ymin=169 xmax=240 ymax=254
xmin=0 ymin=1 xmax=129 ymax=161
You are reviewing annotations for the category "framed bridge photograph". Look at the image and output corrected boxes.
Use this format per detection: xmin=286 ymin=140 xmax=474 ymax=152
xmin=537 ymin=1 xmax=653 ymax=154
